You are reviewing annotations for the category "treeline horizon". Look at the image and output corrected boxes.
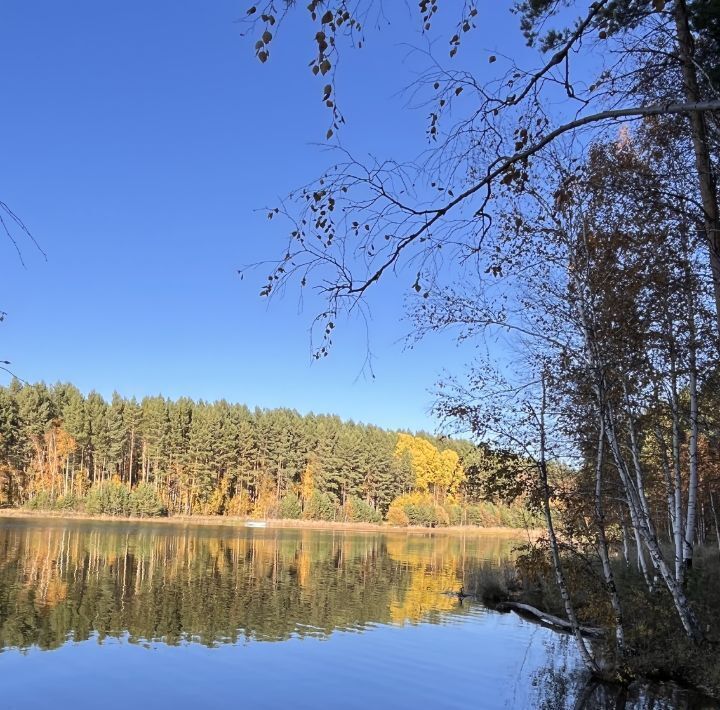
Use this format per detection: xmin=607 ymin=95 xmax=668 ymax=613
xmin=0 ymin=379 xmax=534 ymax=527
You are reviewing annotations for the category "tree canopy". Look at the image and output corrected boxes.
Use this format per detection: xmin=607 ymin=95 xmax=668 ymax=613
xmin=0 ymin=380 xmax=533 ymax=528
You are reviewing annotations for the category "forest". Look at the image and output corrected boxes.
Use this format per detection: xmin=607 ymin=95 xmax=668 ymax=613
xmin=0 ymin=380 xmax=534 ymax=527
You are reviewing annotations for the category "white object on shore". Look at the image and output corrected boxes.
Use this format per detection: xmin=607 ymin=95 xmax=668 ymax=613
xmin=245 ymin=521 xmax=267 ymax=528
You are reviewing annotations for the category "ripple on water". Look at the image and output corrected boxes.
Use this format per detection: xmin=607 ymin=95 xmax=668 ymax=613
xmin=0 ymin=518 xmax=715 ymax=709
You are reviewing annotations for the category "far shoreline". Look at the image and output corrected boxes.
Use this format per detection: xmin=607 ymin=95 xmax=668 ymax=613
xmin=0 ymin=508 xmax=540 ymax=537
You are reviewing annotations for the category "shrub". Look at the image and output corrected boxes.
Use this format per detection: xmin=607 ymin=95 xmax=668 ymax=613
xmin=343 ymin=496 xmax=382 ymax=523
xmin=201 ymin=489 xmax=226 ymax=516
xmin=129 ymin=483 xmax=165 ymax=517
xmin=107 ymin=484 xmax=131 ymax=516
xmin=408 ymin=503 xmax=437 ymax=526
xmin=435 ymin=504 xmax=450 ymax=527
xmin=386 ymin=503 xmax=409 ymax=526
xmin=468 ymin=562 xmax=513 ymax=605
xmin=303 ymin=491 xmax=337 ymax=521
xmin=386 ymin=492 xmax=447 ymax=527
xmin=386 ymin=492 xmax=536 ymax=528
xmin=445 ymin=503 xmax=463 ymax=526
xmin=84 ymin=482 xmax=131 ymax=516
xmin=226 ymin=492 xmax=252 ymax=517
xmin=83 ymin=486 xmax=104 ymax=515
xmin=25 ymin=491 xmax=54 ymax=510
xmin=278 ymin=493 xmax=302 ymax=519
xmin=55 ymin=494 xmax=79 ymax=511
xmin=465 ymin=505 xmax=488 ymax=526
xmin=252 ymin=486 xmax=279 ymax=519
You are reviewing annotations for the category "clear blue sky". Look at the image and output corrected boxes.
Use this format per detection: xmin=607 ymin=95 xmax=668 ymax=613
xmin=1 ymin=1 xmax=528 ymax=432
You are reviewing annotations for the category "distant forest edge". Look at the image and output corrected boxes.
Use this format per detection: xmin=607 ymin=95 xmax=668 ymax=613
xmin=0 ymin=381 xmax=538 ymax=528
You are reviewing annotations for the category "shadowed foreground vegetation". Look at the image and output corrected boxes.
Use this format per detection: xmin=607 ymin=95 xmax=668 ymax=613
xmin=467 ymin=542 xmax=720 ymax=698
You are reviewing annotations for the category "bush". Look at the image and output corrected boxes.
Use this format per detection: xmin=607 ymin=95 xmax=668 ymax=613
xmin=84 ymin=483 xmax=131 ymax=516
xmin=386 ymin=492 xmax=446 ymax=527
xmin=385 ymin=493 xmax=534 ymax=529
xmin=202 ymin=489 xmax=226 ymax=516
xmin=226 ymin=492 xmax=252 ymax=517
xmin=55 ymin=494 xmax=79 ymax=511
xmin=343 ymin=496 xmax=382 ymax=523
xmin=25 ymin=491 xmax=54 ymax=510
xmin=83 ymin=486 xmax=104 ymax=515
xmin=466 ymin=505 xmax=490 ymax=526
xmin=278 ymin=493 xmax=302 ymax=519
xmin=445 ymin=503 xmax=463 ymax=526
xmin=467 ymin=562 xmax=517 ymax=606
xmin=406 ymin=503 xmax=438 ymax=526
xmin=252 ymin=487 xmax=279 ymax=519
xmin=302 ymin=491 xmax=337 ymax=521
xmin=129 ymin=483 xmax=165 ymax=517
xmin=107 ymin=485 xmax=131 ymax=516
xmin=386 ymin=504 xmax=409 ymax=526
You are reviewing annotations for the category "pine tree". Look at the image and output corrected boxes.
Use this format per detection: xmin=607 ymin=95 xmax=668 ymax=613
xmin=0 ymin=380 xmax=517 ymax=523
xmin=0 ymin=388 xmax=24 ymax=503
xmin=86 ymin=391 xmax=109 ymax=484
xmin=124 ymin=398 xmax=142 ymax=487
xmin=107 ymin=392 xmax=126 ymax=482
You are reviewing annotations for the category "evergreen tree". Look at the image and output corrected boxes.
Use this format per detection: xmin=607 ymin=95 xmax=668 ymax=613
xmin=0 ymin=388 xmax=24 ymax=503
xmin=107 ymin=392 xmax=126 ymax=481
xmin=86 ymin=391 xmax=109 ymax=484
xmin=0 ymin=380 xmax=532 ymax=525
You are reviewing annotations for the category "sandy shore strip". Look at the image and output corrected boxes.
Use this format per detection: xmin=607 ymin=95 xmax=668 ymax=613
xmin=0 ymin=508 xmax=541 ymax=536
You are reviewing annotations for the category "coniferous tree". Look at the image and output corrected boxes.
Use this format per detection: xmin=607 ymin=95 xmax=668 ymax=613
xmin=0 ymin=381 xmax=534 ymax=528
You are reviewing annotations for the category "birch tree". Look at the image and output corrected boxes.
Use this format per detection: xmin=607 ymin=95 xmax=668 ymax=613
xmin=417 ymin=120 xmax=715 ymax=651
xmin=245 ymin=0 xmax=720 ymax=336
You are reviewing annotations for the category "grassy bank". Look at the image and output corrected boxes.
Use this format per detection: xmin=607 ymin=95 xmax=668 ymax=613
xmin=0 ymin=508 xmax=541 ymax=536
xmin=16 ymin=483 xmax=540 ymax=531
xmin=464 ymin=544 xmax=720 ymax=698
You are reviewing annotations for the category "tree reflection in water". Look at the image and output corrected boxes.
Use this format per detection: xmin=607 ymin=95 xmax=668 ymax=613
xmin=529 ymin=636 xmax=717 ymax=709
xmin=0 ymin=518 xmax=516 ymax=649
xmin=0 ymin=518 xmax=716 ymax=709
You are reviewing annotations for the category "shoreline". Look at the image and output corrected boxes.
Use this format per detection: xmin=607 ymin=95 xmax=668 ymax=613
xmin=0 ymin=508 xmax=540 ymax=536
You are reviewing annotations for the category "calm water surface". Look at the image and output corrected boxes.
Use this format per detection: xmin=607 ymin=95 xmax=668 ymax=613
xmin=0 ymin=517 xmax=714 ymax=709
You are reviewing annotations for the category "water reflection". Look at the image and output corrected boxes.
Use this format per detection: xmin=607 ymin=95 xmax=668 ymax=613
xmin=532 ymin=659 xmax=718 ymax=709
xmin=0 ymin=517 xmax=716 ymax=709
xmin=0 ymin=517 xmax=516 ymax=650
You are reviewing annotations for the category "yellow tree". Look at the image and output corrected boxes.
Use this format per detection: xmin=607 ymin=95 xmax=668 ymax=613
xmin=300 ymin=454 xmax=318 ymax=503
xmin=33 ymin=424 xmax=77 ymax=499
xmin=437 ymin=449 xmax=463 ymax=497
xmin=394 ymin=434 xmax=464 ymax=501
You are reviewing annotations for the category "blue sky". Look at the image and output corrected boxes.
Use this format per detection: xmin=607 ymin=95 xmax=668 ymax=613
xmin=1 ymin=1 xmax=529 ymax=432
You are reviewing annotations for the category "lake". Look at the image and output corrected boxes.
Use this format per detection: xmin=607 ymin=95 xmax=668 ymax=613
xmin=0 ymin=516 xmax=714 ymax=709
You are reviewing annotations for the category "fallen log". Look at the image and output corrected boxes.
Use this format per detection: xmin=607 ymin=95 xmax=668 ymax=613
xmin=495 ymin=601 xmax=604 ymax=639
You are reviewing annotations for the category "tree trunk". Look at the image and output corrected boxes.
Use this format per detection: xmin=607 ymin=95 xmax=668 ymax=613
xmin=710 ymin=492 xmax=720 ymax=553
xmin=668 ymin=357 xmax=686 ymax=585
xmin=128 ymin=426 xmax=135 ymax=489
xmin=620 ymin=517 xmax=630 ymax=566
xmin=537 ymin=376 xmax=599 ymax=673
xmin=673 ymin=0 xmax=720 ymax=335
xmin=654 ymin=423 xmax=683 ymax=581
xmin=593 ymin=418 xmax=625 ymax=653
xmin=603 ymin=409 xmax=703 ymax=643
xmin=683 ymin=245 xmax=700 ymax=572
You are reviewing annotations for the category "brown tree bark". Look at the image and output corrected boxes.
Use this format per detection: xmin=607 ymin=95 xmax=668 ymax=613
xmin=673 ymin=0 xmax=720 ymax=337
